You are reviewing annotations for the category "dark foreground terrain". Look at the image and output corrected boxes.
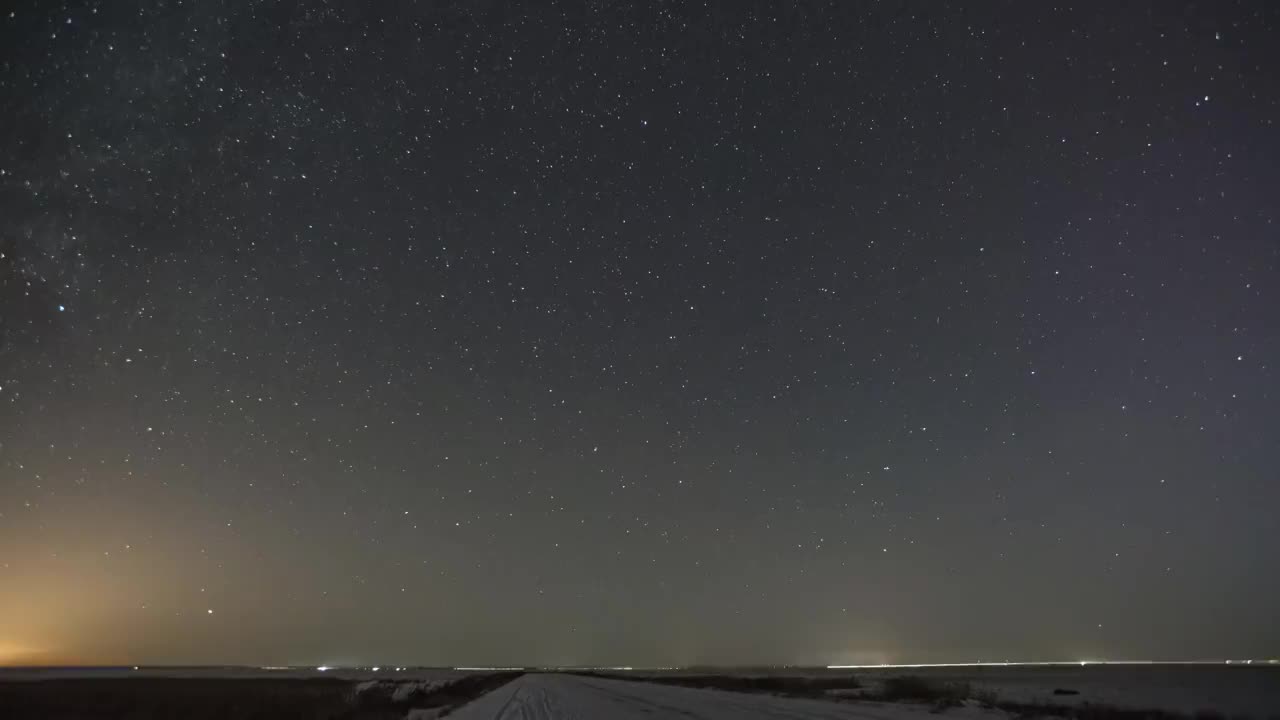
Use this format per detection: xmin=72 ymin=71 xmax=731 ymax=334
xmin=574 ymin=665 xmax=1280 ymax=720
xmin=0 ymin=672 xmax=520 ymax=720
xmin=2 ymin=666 xmax=1277 ymax=720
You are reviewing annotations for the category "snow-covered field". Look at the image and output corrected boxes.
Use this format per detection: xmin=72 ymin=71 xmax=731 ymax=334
xmin=851 ymin=666 xmax=1280 ymax=718
xmin=449 ymin=673 xmax=1004 ymax=720
xmin=592 ymin=665 xmax=1280 ymax=718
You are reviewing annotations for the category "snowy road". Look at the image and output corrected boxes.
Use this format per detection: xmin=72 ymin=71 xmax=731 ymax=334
xmin=449 ymin=673 xmax=1002 ymax=720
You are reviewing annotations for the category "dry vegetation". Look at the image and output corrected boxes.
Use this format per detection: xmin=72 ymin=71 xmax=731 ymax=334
xmin=573 ymin=670 xmax=862 ymax=698
xmin=0 ymin=673 xmax=521 ymax=720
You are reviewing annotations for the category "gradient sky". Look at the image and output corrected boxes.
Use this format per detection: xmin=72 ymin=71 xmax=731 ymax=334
xmin=1 ymin=1 xmax=1278 ymax=668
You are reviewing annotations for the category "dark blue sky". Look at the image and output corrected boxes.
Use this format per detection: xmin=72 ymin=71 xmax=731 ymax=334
xmin=1 ymin=1 xmax=1277 ymax=667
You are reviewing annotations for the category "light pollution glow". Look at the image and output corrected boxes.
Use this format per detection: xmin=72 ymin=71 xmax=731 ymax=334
xmin=0 ymin=642 xmax=58 ymax=666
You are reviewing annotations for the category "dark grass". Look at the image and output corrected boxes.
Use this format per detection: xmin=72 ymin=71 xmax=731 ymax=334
xmin=0 ymin=673 xmax=522 ymax=720
xmin=871 ymin=677 xmax=1271 ymax=720
xmin=0 ymin=678 xmax=357 ymax=720
xmin=573 ymin=670 xmax=861 ymax=698
xmin=873 ymin=675 xmax=999 ymax=711
xmin=991 ymin=699 xmax=1265 ymax=720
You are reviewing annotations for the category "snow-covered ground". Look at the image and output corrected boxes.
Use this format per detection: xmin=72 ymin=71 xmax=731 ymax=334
xmin=851 ymin=666 xmax=1280 ymax=718
xmin=449 ymin=673 xmax=1005 ymax=720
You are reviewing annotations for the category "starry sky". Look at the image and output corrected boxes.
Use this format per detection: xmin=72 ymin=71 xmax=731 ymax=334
xmin=1 ymin=1 xmax=1278 ymax=669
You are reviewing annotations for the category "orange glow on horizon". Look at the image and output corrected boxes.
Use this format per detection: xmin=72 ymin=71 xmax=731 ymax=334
xmin=0 ymin=641 xmax=79 ymax=668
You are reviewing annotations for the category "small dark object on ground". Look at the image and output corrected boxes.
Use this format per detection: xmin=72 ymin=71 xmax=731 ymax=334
xmin=1055 ymin=688 xmax=1082 ymax=696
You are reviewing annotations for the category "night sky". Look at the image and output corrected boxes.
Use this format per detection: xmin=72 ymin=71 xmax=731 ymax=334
xmin=2 ymin=2 xmax=1278 ymax=669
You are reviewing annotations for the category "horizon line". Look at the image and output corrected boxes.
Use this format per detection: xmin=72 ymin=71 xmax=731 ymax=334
xmin=3 ymin=659 xmax=1278 ymax=671
xmin=825 ymin=660 xmax=1278 ymax=669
